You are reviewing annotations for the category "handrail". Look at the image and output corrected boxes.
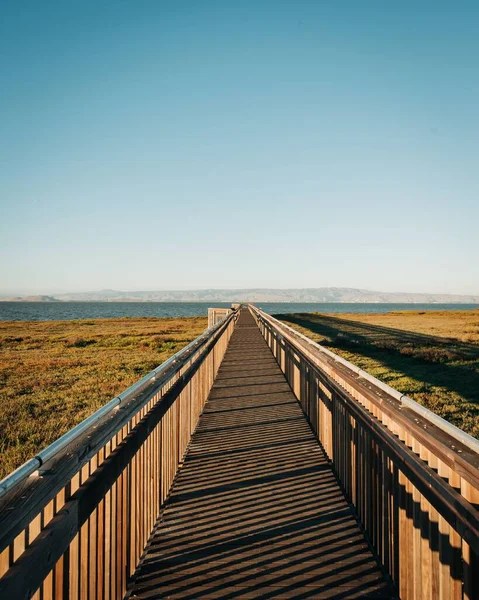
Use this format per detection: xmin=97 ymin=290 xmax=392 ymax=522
xmin=249 ymin=303 xmax=479 ymax=599
xmin=0 ymin=309 xmax=237 ymax=565
xmin=0 ymin=313 xmax=234 ymax=500
xmin=0 ymin=308 xmax=238 ymax=599
xmin=249 ymin=303 xmax=479 ymax=459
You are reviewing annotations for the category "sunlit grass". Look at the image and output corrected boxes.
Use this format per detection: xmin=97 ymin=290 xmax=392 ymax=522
xmin=0 ymin=316 xmax=207 ymax=479
xmin=277 ymin=310 xmax=479 ymax=438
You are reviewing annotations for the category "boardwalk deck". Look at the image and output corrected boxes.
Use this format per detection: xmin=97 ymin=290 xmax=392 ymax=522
xmin=127 ymin=310 xmax=396 ymax=599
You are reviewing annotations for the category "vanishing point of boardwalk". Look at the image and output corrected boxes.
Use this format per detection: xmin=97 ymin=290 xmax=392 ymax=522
xmin=128 ymin=311 xmax=395 ymax=599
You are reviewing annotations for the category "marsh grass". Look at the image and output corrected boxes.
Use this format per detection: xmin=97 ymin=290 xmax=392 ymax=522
xmin=277 ymin=310 xmax=479 ymax=438
xmin=0 ymin=316 xmax=207 ymax=479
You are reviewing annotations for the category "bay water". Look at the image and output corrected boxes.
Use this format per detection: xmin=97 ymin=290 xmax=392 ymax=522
xmin=1 ymin=301 xmax=478 ymax=322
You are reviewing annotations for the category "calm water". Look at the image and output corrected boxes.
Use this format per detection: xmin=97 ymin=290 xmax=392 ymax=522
xmin=0 ymin=301 xmax=478 ymax=322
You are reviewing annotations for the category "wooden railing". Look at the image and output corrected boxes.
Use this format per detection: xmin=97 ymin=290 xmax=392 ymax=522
xmin=249 ymin=305 xmax=479 ymax=600
xmin=0 ymin=310 xmax=237 ymax=600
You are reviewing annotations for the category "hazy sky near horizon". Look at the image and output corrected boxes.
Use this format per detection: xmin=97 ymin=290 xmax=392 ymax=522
xmin=1 ymin=0 xmax=478 ymax=295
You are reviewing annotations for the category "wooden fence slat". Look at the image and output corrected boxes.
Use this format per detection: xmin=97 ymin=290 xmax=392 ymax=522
xmin=252 ymin=307 xmax=479 ymax=600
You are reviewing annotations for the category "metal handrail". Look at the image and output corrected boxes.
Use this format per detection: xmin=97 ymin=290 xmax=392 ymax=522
xmin=248 ymin=304 xmax=479 ymax=455
xmin=0 ymin=311 xmax=236 ymax=499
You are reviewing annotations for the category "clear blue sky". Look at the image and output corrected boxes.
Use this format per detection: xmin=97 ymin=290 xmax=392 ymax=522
xmin=1 ymin=0 xmax=478 ymax=295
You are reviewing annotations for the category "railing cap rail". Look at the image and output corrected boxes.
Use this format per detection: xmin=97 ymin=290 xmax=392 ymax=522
xmin=248 ymin=304 xmax=479 ymax=457
xmin=0 ymin=310 xmax=237 ymax=500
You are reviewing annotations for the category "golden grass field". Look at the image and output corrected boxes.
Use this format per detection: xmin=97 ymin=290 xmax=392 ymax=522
xmin=1 ymin=309 xmax=478 ymax=480
xmin=277 ymin=310 xmax=479 ymax=439
xmin=0 ymin=316 xmax=207 ymax=479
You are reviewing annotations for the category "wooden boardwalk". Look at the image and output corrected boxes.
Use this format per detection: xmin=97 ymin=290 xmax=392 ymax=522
xmin=128 ymin=310 xmax=396 ymax=599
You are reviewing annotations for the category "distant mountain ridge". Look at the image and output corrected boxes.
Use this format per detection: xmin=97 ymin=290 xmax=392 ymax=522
xmin=2 ymin=288 xmax=479 ymax=303
xmin=0 ymin=295 xmax=60 ymax=302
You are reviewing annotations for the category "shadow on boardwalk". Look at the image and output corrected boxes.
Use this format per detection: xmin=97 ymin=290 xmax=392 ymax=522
xmin=127 ymin=311 xmax=395 ymax=599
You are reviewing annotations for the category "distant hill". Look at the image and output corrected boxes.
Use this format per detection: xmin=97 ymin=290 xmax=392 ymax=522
xmin=2 ymin=288 xmax=478 ymax=303
xmin=0 ymin=295 xmax=60 ymax=302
